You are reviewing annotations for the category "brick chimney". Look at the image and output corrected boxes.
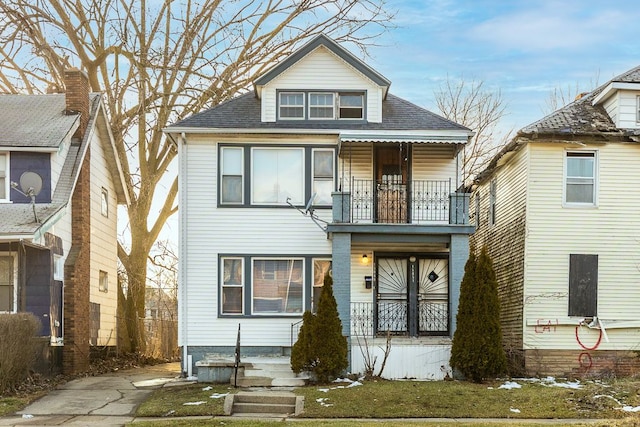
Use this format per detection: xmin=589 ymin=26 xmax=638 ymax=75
xmin=64 ymin=68 xmax=90 ymax=139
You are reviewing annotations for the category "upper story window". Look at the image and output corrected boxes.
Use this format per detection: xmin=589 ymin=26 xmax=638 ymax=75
xmin=279 ymin=92 xmax=304 ymax=119
xmin=278 ymin=91 xmax=365 ymax=121
xmin=310 ymin=93 xmax=334 ymax=119
xmin=101 ymin=188 xmax=109 ymax=217
xmin=338 ymin=93 xmax=364 ymax=119
xmin=220 ymin=147 xmax=244 ymax=204
xmin=219 ymin=145 xmax=334 ymax=208
xmin=637 ymin=95 xmax=640 ymax=123
xmin=0 ymin=153 xmax=8 ymax=201
xmin=564 ymin=151 xmax=597 ymax=206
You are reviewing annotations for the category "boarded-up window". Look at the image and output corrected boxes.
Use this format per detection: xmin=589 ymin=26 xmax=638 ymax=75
xmin=568 ymin=254 xmax=598 ymax=316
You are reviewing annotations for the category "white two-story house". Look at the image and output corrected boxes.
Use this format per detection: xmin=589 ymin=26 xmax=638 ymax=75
xmin=166 ymin=34 xmax=474 ymax=380
xmin=472 ymin=64 xmax=640 ymax=377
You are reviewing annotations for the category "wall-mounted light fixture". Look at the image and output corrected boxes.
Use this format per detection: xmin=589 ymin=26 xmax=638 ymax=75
xmin=361 ymin=254 xmax=369 ymax=265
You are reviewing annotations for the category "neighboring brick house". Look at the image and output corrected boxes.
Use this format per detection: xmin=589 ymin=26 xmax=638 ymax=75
xmin=0 ymin=69 xmax=128 ymax=374
xmin=472 ymin=65 xmax=640 ymax=377
xmin=166 ymin=34 xmax=474 ymax=380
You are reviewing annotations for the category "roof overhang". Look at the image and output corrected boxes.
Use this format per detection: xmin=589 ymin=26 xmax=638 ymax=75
xmin=592 ymin=82 xmax=640 ymax=105
xmin=0 ymin=146 xmax=60 ymax=153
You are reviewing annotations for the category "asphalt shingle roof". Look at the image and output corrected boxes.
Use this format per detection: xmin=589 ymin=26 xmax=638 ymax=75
xmin=0 ymin=94 xmax=101 ymax=235
xmin=0 ymin=94 xmax=79 ymax=148
xmin=169 ymin=92 xmax=469 ymax=132
xmin=519 ymin=64 xmax=640 ymax=136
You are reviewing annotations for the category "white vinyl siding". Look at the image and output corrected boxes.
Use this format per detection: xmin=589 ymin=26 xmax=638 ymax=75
xmin=603 ymin=90 xmax=640 ymax=129
xmin=261 ymin=46 xmax=382 ymax=123
xmin=524 ymin=142 xmax=640 ymax=350
xmin=180 ymin=138 xmax=332 ymax=347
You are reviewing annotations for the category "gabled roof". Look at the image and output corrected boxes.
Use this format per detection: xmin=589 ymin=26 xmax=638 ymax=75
xmin=475 ymin=64 xmax=640 ymax=184
xmin=0 ymin=93 xmax=129 ymax=238
xmin=0 ymin=94 xmax=79 ymax=149
xmin=254 ymin=34 xmax=391 ymax=98
xmin=167 ymin=92 xmax=470 ymax=133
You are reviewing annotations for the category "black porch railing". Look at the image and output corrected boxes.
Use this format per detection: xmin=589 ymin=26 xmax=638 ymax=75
xmin=350 ymin=178 xmax=451 ymax=223
xmin=351 ymin=301 xmax=449 ymax=337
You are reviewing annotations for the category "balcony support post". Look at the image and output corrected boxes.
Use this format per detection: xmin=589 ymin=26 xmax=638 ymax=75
xmin=332 ymin=191 xmax=351 ymax=223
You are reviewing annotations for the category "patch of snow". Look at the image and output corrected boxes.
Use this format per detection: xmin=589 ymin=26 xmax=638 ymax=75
xmin=333 ymin=378 xmax=354 ymax=383
xmin=318 ymin=388 xmax=330 ymax=393
xmin=185 ymin=375 xmax=198 ymax=381
xmin=594 ymin=395 xmax=622 ymax=406
xmin=316 ymin=397 xmax=333 ymax=407
xmin=498 ymin=381 xmax=522 ymax=390
xmin=621 ymin=406 xmax=640 ymax=412
xmin=183 ymin=401 xmax=207 ymax=406
xmin=510 ymin=408 xmax=521 ymax=413
xmin=347 ymin=381 xmax=363 ymax=388
xmin=21 ymin=415 xmax=33 ymax=419
xmin=210 ymin=393 xmax=228 ymax=399
xmin=202 ymin=386 xmax=213 ymax=391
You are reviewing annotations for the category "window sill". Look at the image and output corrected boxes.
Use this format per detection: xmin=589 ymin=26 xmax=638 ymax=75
xmin=562 ymin=203 xmax=598 ymax=209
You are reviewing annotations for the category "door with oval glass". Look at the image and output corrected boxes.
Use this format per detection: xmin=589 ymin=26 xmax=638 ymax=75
xmin=375 ymin=255 xmax=449 ymax=336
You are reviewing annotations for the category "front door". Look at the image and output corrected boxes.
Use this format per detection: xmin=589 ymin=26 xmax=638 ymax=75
xmin=375 ymin=255 xmax=449 ymax=336
xmin=374 ymin=145 xmax=409 ymax=223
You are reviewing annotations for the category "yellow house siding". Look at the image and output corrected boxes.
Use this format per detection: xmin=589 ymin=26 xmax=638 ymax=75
xmin=524 ymin=142 xmax=640 ymax=351
xmin=472 ymin=145 xmax=529 ymax=359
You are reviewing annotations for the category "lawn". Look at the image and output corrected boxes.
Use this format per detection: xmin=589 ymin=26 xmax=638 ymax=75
xmin=133 ymin=376 xmax=640 ymax=423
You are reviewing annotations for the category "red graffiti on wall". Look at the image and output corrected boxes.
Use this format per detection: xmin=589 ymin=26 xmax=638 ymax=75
xmin=534 ymin=319 xmax=558 ymax=334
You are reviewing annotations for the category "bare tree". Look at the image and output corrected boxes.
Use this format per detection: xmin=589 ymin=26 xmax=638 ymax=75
xmin=542 ymin=71 xmax=600 ymax=115
xmin=0 ymin=0 xmax=394 ymax=352
xmin=434 ymin=76 xmax=511 ymax=184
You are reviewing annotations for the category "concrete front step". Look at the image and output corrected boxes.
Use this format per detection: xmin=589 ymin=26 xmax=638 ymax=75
xmin=232 ymin=357 xmax=309 ymax=387
xmin=224 ymin=391 xmax=304 ymax=416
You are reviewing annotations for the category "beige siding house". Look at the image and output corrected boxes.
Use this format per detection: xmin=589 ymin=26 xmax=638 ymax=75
xmin=166 ymin=34 xmax=475 ymax=381
xmin=472 ymin=65 xmax=640 ymax=377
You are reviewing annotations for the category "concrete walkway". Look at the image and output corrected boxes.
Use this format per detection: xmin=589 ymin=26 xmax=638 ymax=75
xmin=0 ymin=362 xmax=182 ymax=427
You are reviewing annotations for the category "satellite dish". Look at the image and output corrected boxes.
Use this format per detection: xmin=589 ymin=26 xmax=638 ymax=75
xmin=305 ymin=193 xmax=317 ymax=213
xmin=19 ymin=171 xmax=43 ymax=197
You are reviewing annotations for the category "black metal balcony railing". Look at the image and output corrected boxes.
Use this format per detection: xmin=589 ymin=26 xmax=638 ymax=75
xmin=350 ymin=301 xmax=448 ymax=337
xmin=350 ymin=178 xmax=451 ymax=223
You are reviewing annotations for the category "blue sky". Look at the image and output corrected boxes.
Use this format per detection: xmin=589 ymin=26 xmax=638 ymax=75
xmin=365 ymin=0 xmax=640 ymax=135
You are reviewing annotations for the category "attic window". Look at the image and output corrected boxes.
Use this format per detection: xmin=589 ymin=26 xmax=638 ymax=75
xmin=310 ymin=93 xmax=334 ymax=119
xmin=338 ymin=93 xmax=364 ymax=119
xmin=279 ymin=92 xmax=304 ymax=119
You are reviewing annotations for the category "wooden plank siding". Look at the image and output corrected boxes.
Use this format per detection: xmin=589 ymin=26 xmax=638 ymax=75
xmin=471 ymin=145 xmax=529 ymax=368
xmin=523 ymin=141 xmax=640 ymax=354
xmin=261 ymin=46 xmax=382 ymax=123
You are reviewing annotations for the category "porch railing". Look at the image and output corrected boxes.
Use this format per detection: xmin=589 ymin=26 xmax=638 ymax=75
xmin=350 ymin=178 xmax=451 ymax=223
xmin=351 ymin=301 xmax=449 ymax=337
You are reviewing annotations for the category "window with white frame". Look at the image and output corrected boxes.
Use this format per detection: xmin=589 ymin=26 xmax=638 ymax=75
xmin=565 ymin=151 xmax=596 ymax=205
xmin=0 ymin=153 xmax=8 ymax=201
xmin=101 ymin=188 xmax=109 ymax=217
xmin=279 ymin=92 xmax=304 ymax=119
xmin=221 ymin=257 xmax=244 ymax=314
xmin=99 ymin=270 xmax=108 ymax=292
xmin=637 ymin=95 xmax=640 ymax=123
xmin=252 ymin=258 xmax=303 ymax=314
xmin=252 ymin=148 xmax=304 ymax=205
xmin=309 ymin=93 xmax=334 ymax=119
xmin=312 ymin=259 xmax=331 ymax=313
xmin=338 ymin=93 xmax=364 ymax=119
xmin=53 ymin=255 xmax=64 ymax=281
xmin=489 ymin=179 xmax=497 ymax=226
xmin=312 ymin=149 xmax=334 ymax=205
xmin=220 ymin=147 xmax=244 ymax=204
xmin=0 ymin=253 xmax=16 ymax=312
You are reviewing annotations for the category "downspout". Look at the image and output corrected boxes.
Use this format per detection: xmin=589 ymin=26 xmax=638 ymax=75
xmin=178 ymin=132 xmax=190 ymax=377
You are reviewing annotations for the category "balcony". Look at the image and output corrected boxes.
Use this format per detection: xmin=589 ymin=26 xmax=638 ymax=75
xmin=333 ymin=178 xmax=470 ymax=225
xmin=350 ymin=301 xmax=449 ymax=337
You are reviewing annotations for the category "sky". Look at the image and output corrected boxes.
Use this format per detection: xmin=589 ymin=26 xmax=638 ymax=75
xmin=364 ymin=0 xmax=640 ymax=136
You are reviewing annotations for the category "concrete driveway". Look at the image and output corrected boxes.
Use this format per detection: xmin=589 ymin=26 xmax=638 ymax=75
xmin=0 ymin=362 xmax=182 ymax=427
